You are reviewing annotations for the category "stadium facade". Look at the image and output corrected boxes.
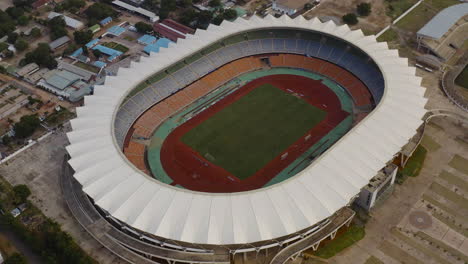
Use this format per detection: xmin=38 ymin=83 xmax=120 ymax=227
xmin=65 ymin=15 xmax=427 ymax=263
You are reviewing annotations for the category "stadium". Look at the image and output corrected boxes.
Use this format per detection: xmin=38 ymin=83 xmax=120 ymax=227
xmin=65 ymin=15 xmax=427 ymax=263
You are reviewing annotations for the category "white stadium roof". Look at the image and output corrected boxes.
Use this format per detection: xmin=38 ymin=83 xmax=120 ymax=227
xmin=66 ymin=15 xmax=427 ymax=245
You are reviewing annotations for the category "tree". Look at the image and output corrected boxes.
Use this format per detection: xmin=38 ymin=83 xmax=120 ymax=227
xmin=0 ymin=11 xmax=16 ymax=38
xmin=212 ymin=14 xmax=223 ymax=25
xmin=13 ymin=184 xmax=31 ymax=204
xmin=61 ymin=0 xmax=86 ymax=11
xmin=223 ymin=9 xmax=237 ymax=20
xmin=135 ymin=22 xmax=153 ymax=34
xmin=7 ymin=32 xmax=18 ymax=44
xmin=304 ymin=3 xmax=313 ymax=10
xmin=30 ymin=27 xmax=41 ymax=38
xmin=181 ymin=0 xmax=192 ymax=8
xmin=92 ymin=49 xmax=101 ymax=58
xmin=342 ymin=13 xmax=358 ymax=25
xmin=6 ymin=6 xmax=24 ymax=19
xmin=23 ymin=43 xmax=57 ymax=68
xmin=4 ymin=253 xmax=27 ymax=264
xmin=17 ymin=15 xmax=29 ymax=26
xmin=73 ymin=29 xmax=93 ymax=45
xmin=357 ymin=2 xmax=372 ymax=16
xmin=85 ymin=3 xmax=116 ymax=20
xmin=14 ymin=38 xmax=28 ymax=51
xmin=179 ymin=8 xmax=197 ymax=26
xmin=12 ymin=0 xmax=34 ymax=8
xmin=142 ymin=0 xmax=159 ymax=12
xmin=0 ymin=65 xmax=6 ymax=74
xmin=48 ymin=16 xmax=67 ymax=40
xmin=197 ymin=10 xmax=213 ymax=28
xmin=82 ymin=46 xmax=89 ymax=56
xmin=0 ymin=42 xmax=8 ymax=52
xmin=13 ymin=114 xmax=40 ymax=138
xmin=208 ymin=0 xmax=221 ymax=7
xmin=2 ymin=135 xmax=11 ymax=145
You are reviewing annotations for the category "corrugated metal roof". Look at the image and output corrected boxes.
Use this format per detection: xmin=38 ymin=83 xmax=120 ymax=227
xmin=66 ymin=15 xmax=427 ymax=245
xmin=417 ymin=3 xmax=468 ymax=39
xmin=49 ymin=36 xmax=70 ymax=50
xmin=48 ymin=12 xmax=84 ymax=29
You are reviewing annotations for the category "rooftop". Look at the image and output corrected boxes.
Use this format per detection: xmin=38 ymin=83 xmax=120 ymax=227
xmin=49 ymin=36 xmax=71 ymax=50
xmin=112 ymin=0 xmax=158 ymax=20
xmin=417 ymin=3 xmax=468 ymax=39
xmin=48 ymin=12 xmax=84 ymax=29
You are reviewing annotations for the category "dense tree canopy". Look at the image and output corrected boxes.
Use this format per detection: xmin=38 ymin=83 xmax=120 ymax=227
xmin=30 ymin=27 xmax=41 ymax=38
xmin=4 ymin=253 xmax=27 ymax=264
xmin=0 ymin=11 xmax=16 ymax=38
xmin=48 ymin=16 xmax=67 ymax=40
xmin=85 ymin=3 xmax=117 ymax=20
xmin=342 ymin=13 xmax=358 ymax=25
xmin=14 ymin=114 xmax=40 ymax=138
xmin=23 ymin=43 xmax=57 ymax=69
xmin=357 ymin=2 xmax=372 ymax=16
xmin=6 ymin=6 xmax=24 ymax=19
xmin=13 ymin=184 xmax=31 ymax=204
xmin=14 ymin=38 xmax=28 ymax=51
xmin=73 ymin=29 xmax=93 ymax=45
xmin=13 ymin=0 xmax=34 ymax=8
xmin=135 ymin=22 xmax=153 ymax=33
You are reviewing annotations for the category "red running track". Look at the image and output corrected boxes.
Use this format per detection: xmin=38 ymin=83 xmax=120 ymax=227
xmin=160 ymin=74 xmax=349 ymax=193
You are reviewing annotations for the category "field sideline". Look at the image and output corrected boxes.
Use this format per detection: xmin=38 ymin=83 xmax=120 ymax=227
xmin=181 ymin=84 xmax=326 ymax=180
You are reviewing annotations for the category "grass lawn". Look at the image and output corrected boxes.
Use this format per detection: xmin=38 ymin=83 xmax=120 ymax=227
xmin=455 ymin=65 xmax=468 ymax=89
xmin=385 ymin=0 xmax=418 ymax=19
xmin=74 ymin=61 xmax=100 ymax=74
xmin=401 ymin=145 xmax=427 ymax=177
xmin=181 ymin=84 xmax=326 ymax=180
xmin=313 ymin=225 xmax=365 ymax=259
xmin=395 ymin=0 xmax=459 ymax=32
xmin=102 ymin=42 xmax=129 ymax=53
xmin=377 ymin=28 xmax=398 ymax=43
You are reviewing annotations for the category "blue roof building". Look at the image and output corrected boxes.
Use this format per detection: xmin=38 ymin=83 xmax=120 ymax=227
xmin=138 ymin=34 xmax=157 ymax=45
xmin=93 ymin=61 xmax=107 ymax=68
xmin=100 ymin=17 xmax=112 ymax=26
xmin=143 ymin=38 xmax=171 ymax=54
xmin=92 ymin=45 xmax=123 ymax=62
xmin=85 ymin=38 xmax=100 ymax=48
xmin=107 ymin=26 xmax=126 ymax=36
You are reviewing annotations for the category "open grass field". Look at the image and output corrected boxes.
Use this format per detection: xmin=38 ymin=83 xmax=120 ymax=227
xmin=313 ymin=225 xmax=365 ymax=259
xmin=401 ymin=145 xmax=427 ymax=177
xmin=455 ymin=65 xmax=468 ymax=89
xmin=181 ymin=84 xmax=326 ymax=180
xmin=102 ymin=42 xmax=129 ymax=53
xmin=395 ymin=0 xmax=460 ymax=32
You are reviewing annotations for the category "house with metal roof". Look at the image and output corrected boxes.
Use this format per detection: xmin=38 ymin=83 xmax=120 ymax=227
xmin=49 ymin=36 xmax=71 ymax=51
xmin=48 ymin=12 xmax=84 ymax=30
xmin=416 ymin=3 xmax=468 ymax=61
xmin=112 ymin=0 xmax=159 ymax=22
xmin=143 ymin=37 xmax=171 ymax=54
xmin=38 ymin=69 xmax=92 ymax=102
xmin=89 ymin=24 xmax=101 ymax=34
xmin=100 ymin=17 xmax=113 ymax=26
xmin=138 ymin=34 xmax=157 ymax=45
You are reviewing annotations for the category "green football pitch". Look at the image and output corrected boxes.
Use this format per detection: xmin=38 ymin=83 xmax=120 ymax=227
xmin=181 ymin=84 xmax=327 ymax=180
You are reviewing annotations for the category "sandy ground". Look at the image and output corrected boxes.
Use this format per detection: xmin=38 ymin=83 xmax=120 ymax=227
xmin=0 ymin=124 xmax=126 ymax=264
xmin=304 ymin=0 xmax=391 ymax=34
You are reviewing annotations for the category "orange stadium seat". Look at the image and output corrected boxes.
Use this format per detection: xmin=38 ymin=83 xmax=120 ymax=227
xmin=124 ymin=141 xmax=145 ymax=156
xmin=269 ymin=54 xmax=286 ymax=67
xmin=284 ymin=54 xmax=304 ymax=67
